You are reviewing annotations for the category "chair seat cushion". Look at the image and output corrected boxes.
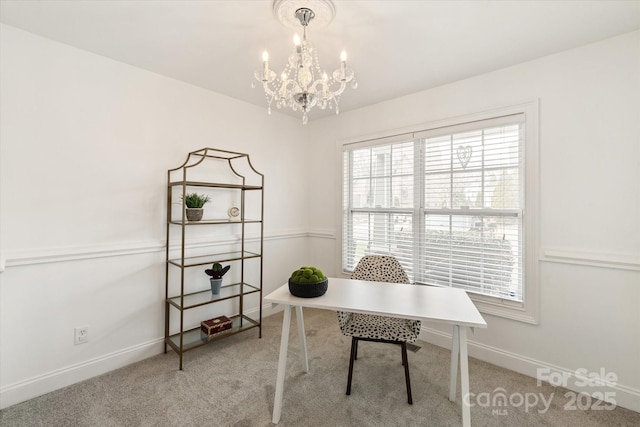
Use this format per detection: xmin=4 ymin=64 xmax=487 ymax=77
xmin=340 ymin=313 xmax=419 ymax=342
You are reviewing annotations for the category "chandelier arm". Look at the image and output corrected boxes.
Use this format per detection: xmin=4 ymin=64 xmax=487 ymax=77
xmin=280 ymin=79 xmax=301 ymax=97
xmin=309 ymin=79 xmax=346 ymax=99
xmin=327 ymin=82 xmax=347 ymax=98
xmin=262 ymin=83 xmax=278 ymax=97
xmin=308 ymin=79 xmax=327 ymax=93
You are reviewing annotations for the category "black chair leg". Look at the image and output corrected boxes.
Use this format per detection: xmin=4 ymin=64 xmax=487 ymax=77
xmin=401 ymin=342 xmax=413 ymax=404
xmin=346 ymin=337 xmax=358 ymax=395
xmin=346 ymin=337 xmax=413 ymax=404
xmin=354 ymin=338 xmax=358 ymax=360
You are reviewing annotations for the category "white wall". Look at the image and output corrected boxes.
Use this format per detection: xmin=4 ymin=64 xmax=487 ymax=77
xmin=0 ymin=24 xmax=310 ymax=408
xmin=1 ymin=22 xmax=639 ymax=413
xmin=307 ymin=30 xmax=640 ymax=411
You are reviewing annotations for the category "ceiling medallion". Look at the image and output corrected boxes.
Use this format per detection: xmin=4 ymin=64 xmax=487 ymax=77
xmin=253 ymin=0 xmax=357 ymax=124
xmin=273 ymin=0 xmax=335 ymax=29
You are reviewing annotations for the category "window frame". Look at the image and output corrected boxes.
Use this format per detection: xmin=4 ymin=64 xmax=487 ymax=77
xmin=339 ymin=101 xmax=539 ymax=324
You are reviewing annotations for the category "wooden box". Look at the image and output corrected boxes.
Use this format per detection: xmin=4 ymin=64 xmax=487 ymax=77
xmin=200 ymin=315 xmax=233 ymax=336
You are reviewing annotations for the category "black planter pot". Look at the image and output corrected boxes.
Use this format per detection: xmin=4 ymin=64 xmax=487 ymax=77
xmin=288 ymin=278 xmax=328 ymax=298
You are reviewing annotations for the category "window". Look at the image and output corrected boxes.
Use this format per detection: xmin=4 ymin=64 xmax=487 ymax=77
xmin=342 ymin=105 xmax=538 ymax=323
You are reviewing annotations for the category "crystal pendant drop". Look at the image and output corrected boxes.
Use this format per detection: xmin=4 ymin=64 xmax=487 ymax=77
xmin=251 ymin=81 xmax=256 ymax=89
xmin=268 ymin=106 xmax=272 ymax=115
xmin=302 ymin=112 xmax=308 ymax=125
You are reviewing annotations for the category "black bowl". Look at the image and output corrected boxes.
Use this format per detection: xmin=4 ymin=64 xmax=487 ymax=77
xmin=288 ymin=278 xmax=328 ymax=298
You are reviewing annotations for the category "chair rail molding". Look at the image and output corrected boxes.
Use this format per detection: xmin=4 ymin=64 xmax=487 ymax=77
xmin=540 ymin=248 xmax=640 ymax=271
xmin=4 ymin=241 xmax=165 ymax=268
xmin=307 ymin=228 xmax=336 ymax=239
xmin=1 ymin=229 xmax=321 ymax=269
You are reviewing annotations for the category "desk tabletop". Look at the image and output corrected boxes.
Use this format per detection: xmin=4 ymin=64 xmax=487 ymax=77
xmin=265 ymin=277 xmax=487 ymax=328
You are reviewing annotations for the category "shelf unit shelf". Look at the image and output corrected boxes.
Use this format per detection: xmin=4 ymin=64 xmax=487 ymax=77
xmin=166 ymin=315 xmax=260 ymax=354
xmin=168 ymin=219 xmax=262 ymax=225
xmin=168 ymin=180 xmax=262 ymax=190
xmin=166 ymin=283 xmax=261 ymax=310
xmin=164 ymin=148 xmax=264 ymax=370
xmin=167 ymin=251 xmax=262 ymax=268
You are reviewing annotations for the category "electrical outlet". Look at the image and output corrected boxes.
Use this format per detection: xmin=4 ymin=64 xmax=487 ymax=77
xmin=74 ymin=326 xmax=89 ymax=345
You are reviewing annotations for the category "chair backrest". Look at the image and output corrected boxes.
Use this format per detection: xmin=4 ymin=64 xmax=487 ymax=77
xmin=350 ymin=255 xmax=410 ymax=284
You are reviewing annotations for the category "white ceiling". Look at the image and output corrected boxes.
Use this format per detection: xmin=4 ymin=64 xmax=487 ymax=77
xmin=2 ymin=0 xmax=639 ymax=122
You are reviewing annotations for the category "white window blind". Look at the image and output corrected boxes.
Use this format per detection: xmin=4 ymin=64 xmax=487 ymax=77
xmin=343 ymin=114 xmax=525 ymax=302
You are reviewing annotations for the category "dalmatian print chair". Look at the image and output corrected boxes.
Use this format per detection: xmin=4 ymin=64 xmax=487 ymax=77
xmin=337 ymin=255 xmax=421 ymax=404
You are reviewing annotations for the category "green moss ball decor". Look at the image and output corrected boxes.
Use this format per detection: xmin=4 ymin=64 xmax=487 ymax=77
xmin=288 ymin=266 xmax=328 ymax=298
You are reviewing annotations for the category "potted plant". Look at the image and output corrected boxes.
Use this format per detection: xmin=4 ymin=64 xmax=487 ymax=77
xmin=288 ymin=266 xmax=328 ymax=298
xmin=183 ymin=192 xmax=210 ymax=222
xmin=205 ymin=262 xmax=231 ymax=295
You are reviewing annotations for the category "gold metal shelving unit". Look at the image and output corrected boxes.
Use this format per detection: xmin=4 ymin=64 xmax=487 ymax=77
xmin=165 ymin=148 xmax=263 ymax=370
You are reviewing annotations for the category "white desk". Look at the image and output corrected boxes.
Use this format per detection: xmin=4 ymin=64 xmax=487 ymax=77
xmin=264 ymin=277 xmax=487 ymax=426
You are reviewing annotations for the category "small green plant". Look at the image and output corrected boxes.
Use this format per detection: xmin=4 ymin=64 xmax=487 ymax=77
xmin=183 ymin=193 xmax=211 ymax=208
xmin=289 ymin=266 xmax=326 ymax=284
xmin=205 ymin=262 xmax=230 ymax=279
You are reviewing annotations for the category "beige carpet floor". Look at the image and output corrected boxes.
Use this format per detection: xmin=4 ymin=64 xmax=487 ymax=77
xmin=1 ymin=308 xmax=639 ymax=426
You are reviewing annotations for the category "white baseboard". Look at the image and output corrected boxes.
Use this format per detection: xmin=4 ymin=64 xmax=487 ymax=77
xmin=4 ymin=311 xmax=637 ymax=415
xmin=418 ymin=326 xmax=640 ymax=413
xmin=1 ymin=303 xmax=280 ymax=410
xmin=0 ymin=338 xmax=164 ymax=410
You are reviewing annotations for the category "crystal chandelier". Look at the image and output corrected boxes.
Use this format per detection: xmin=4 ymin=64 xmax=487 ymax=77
xmin=253 ymin=2 xmax=357 ymax=124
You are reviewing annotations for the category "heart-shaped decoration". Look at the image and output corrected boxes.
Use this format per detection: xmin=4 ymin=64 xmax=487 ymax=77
xmin=457 ymin=145 xmax=472 ymax=169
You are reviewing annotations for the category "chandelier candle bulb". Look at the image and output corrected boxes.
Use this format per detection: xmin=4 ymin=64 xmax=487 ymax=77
xmin=262 ymin=51 xmax=269 ymax=80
